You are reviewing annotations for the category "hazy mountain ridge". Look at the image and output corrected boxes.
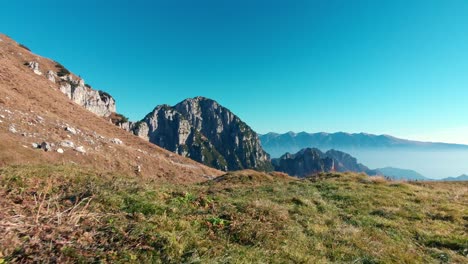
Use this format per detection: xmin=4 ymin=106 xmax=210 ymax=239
xmin=374 ymin=167 xmax=431 ymax=181
xmin=440 ymin=174 xmax=468 ymax=181
xmin=260 ymin=131 xmax=468 ymax=158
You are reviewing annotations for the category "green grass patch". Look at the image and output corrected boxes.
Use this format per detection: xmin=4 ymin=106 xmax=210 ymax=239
xmin=0 ymin=165 xmax=466 ymax=263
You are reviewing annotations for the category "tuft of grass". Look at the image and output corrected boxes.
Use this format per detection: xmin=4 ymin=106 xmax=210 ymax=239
xmin=55 ymin=62 xmax=70 ymax=77
xmin=0 ymin=165 xmax=467 ymax=263
xmin=18 ymin=43 xmax=31 ymax=51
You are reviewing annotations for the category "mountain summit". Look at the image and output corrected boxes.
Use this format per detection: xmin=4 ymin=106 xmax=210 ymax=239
xmin=127 ymin=97 xmax=272 ymax=171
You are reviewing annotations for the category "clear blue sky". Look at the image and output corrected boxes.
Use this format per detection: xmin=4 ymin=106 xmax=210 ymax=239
xmin=2 ymin=0 xmax=468 ymax=143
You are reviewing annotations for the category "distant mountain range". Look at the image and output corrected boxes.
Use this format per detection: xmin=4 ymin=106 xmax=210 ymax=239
xmin=259 ymin=132 xmax=468 ymax=158
xmin=441 ymin=174 xmax=468 ymax=181
xmin=271 ymin=147 xmax=468 ymax=181
xmin=374 ymin=167 xmax=431 ymax=181
xmin=374 ymin=168 xmax=468 ymax=181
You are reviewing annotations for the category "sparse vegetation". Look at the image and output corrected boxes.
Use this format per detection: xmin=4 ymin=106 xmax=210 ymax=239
xmin=18 ymin=43 xmax=31 ymax=51
xmin=0 ymin=165 xmax=466 ymax=263
xmin=55 ymin=62 xmax=70 ymax=77
xmin=109 ymin=112 xmax=129 ymax=125
xmin=98 ymin=90 xmax=112 ymax=101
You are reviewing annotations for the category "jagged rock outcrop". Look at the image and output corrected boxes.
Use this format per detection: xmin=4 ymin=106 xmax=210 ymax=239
xmin=272 ymin=148 xmax=335 ymax=177
xmin=128 ymin=97 xmax=272 ymax=171
xmin=57 ymin=75 xmax=116 ymax=117
xmin=46 ymin=70 xmax=57 ymax=83
xmin=272 ymin=148 xmax=373 ymax=177
xmin=27 ymin=61 xmax=42 ymax=75
xmin=24 ymin=61 xmax=116 ymax=117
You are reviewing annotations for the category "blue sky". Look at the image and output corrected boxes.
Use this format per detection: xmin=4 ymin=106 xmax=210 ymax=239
xmin=2 ymin=0 xmax=468 ymax=143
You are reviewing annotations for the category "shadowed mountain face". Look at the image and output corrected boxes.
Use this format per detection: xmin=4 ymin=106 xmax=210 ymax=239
xmin=128 ymin=97 xmax=273 ymax=171
xmin=272 ymin=148 xmax=373 ymax=177
xmin=260 ymin=132 xmax=468 ymax=158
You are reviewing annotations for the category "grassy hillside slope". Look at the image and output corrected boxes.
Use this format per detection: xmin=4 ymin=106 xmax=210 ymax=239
xmin=1 ymin=165 xmax=467 ymax=263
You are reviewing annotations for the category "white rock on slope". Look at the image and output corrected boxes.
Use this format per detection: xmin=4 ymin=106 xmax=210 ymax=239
xmin=111 ymin=138 xmax=123 ymax=145
xmin=8 ymin=125 xmax=17 ymax=133
xmin=65 ymin=126 xmax=77 ymax=135
xmin=27 ymin=61 xmax=42 ymax=75
xmin=60 ymin=140 xmax=75 ymax=148
xmin=75 ymin=146 xmax=86 ymax=153
xmin=46 ymin=71 xmax=57 ymax=83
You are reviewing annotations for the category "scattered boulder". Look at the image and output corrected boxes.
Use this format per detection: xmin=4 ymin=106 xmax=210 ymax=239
xmin=65 ymin=126 xmax=77 ymax=135
xmin=75 ymin=146 xmax=86 ymax=153
xmin=60 ymin=140 xmax=75 ymax=148
xmin=135 ymin=165 xmax=142 ymax=173
xmin=56 ymin=148 xmax=64 ymax=154
xmin=32 ymin=143 xmax=39 ymax=149
xmin=40 ymin=142 xmax=52 ymax=152
xmin=8 ymin=125 xmax=17 ymax=133
xmin=111 ymin=138 xmax=123 ymax=145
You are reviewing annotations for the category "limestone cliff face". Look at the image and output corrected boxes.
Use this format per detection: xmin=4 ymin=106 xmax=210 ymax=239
xmin=58 ymin=76 xmax=116 ymax=117
xmin=272 ymin=148 xmax=372 ymax=178
xmin=130 ymin=97 xmax=272 ymax=171
xmin=26 ymin=60 xmax=116 ymax=117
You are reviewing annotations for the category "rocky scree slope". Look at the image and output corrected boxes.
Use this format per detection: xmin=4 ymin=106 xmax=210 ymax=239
xmin=125 ymin=97 xmax=273 ymax=171
xmin=0 ymin=33 xmax=221 ymax=182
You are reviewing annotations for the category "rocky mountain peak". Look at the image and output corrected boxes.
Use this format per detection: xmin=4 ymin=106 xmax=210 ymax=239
xmin=128 ymin=97 xmax=272 ymax=171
